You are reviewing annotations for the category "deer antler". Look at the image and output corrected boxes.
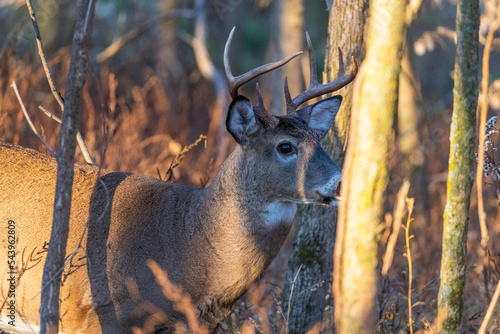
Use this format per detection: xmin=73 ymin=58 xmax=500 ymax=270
xmin=285 ymin=32 xmax=358 ymax=114
xmin=224 ymin=27 xmax=303 ymax=99
xmin=253 ymin=83 xmax=279 ymax=128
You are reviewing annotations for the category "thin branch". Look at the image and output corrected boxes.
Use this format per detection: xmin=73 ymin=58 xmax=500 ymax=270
xmin=38 ymin=106 xmax=95 ymax=165
xmin=25 ymin=0 xmax=64 ymax=110
xmin=96 ymin=9 xmax=194 ymax=63
xmin=476 ymin=18 xmax=499 ymax=251
xmin=84 ymin=0 xmax=96 ymax=34
xmin=11 ymin=81 xmax=56 ymax=155
xmin=26 ymin=0 xmax=94 ymax=165
xmin=478 ymin=278 xmax=500 ymax=334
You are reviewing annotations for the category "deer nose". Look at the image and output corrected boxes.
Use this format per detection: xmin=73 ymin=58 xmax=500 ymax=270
xmin=335 ymin=181 xmax=342 ymax=197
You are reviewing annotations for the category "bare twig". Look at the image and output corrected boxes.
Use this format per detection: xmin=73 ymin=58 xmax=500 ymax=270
xmin=39 ymin=105 xmax=61 ymax=123
xmin=11 ymin=81 xmax=56 ymax=155
xmin=163 ymin=134 xmax=207 ymax=182
xmin=38 ymin=106 xmax=95 ymax=165
xmin=96 ymin=9 xmax=194 ymax=63
xmin=405 ymin=198 xmax=415 ymax=334
xmin=478 ymin=278 xmax=500 ymax=334
xmin=25 ymin=0 xmax=64 ymax=110
xmin=26 ymin=0 xmax=94 ymax=165
xmin=477 ymin=19 xmax=499 ymax=252
xmin=382 ymin=180 xmax=411 ymax=276
xmin=83 ymin=0 xmax=96 ymax=34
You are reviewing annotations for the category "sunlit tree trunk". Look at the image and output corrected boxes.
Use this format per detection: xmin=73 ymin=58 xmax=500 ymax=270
xmin=333 ymin=0 xmax=407 ymax=331
xmin=283 ymin=1 xmax=368 ymax=333
xmin=398 ymin=44 xmax=423 ymax=172
xmin=436 ymin=0 xmax=479 ymax=331
xmin=271 ymin=0 xmax=304 ymax=115
xmin=398 ymin=0 xmax=424 ymax=175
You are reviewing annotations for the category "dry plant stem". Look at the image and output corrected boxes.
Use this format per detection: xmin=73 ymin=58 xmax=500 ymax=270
xmin=405 ymin=198 xmax=415 ymax=334
xmin=382 ymin=180 xmax=410 ymax=276
xmin=146 ymin=260 xmax=207 ymax=333
xmin=11 ymin=81 xmax=56 ymax=155
xmin=39 ymin=106 xmax=94 ymax=165
xmin=26 ymin=0 xmax=64 ymax=110
xmin=164 ymin=134 xmax=206 ymax=182
xmin=39 ymin=0 xmax=93 ymax=332
xmin=476 ymin=19 xmax=499 ymax=251
xmin=285 ymin=264 xmax=303 ymax=334
xmin=478 ymin=278 xmax=500 ymax=334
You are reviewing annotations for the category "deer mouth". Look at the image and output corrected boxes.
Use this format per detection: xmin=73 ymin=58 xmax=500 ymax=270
xmin=317 ymin=195 xmax=341 ymax=207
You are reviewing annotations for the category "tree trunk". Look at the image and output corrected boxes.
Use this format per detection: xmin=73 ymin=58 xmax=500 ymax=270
xmin=271 ymin=0 xmax=304 ymax=115
xmin=397 ymin=0 xmax=424 ymax=175
xmin=398 ymin=43 xmax=423 ymax=173
xmin=283 ymin=1 xmax=368 ymax=333
xmin=436 ymin=0 xmax=479 ymax=331
xmin=333 ymin=0 xmax=407 ymax=331
xmin=39 ymin=1 xmax=93 ymax=333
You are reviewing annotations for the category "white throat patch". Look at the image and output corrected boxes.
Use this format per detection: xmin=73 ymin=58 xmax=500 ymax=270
xmin=263 ymin=202 xmax=297 ymax=227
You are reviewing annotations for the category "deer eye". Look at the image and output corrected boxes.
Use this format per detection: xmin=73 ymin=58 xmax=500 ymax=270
xmin=277 ymin=142 xmax=295 ymax=155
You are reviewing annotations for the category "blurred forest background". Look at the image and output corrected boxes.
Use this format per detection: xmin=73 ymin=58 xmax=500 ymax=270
xmin=0 ymin=0 xmax=500 ymax=333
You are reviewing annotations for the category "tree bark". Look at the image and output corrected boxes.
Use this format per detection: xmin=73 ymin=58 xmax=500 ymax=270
xmin=39 ymin=1 xmax=93 ymax=333
xmin=283 ymin=1 xmax=368 ymax=333
xmin=436 ymin=0 xmax=479 ymax=331
xmin=333 ymin=0 xmax=407 ymax=331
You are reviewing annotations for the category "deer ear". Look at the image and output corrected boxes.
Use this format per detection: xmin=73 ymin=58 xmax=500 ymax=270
xmin=297 ymin=95 xmax=342 ymax=139
xmin=227 ymin=96 xmax=261 ymax=147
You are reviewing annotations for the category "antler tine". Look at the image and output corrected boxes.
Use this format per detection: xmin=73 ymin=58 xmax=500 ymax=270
xmin=224 ymin=27 xmax=237 ymax=91
xmin=254 ymin=83 xmax=278 ymax=128
xmin=338 ymin=47 xmax=345 ymax=75
xmin=255 ymin=82 xmax=264 ymax=106
xmin=224 ymin=26 xmax=303 ymax=99
xmin=306 ymin=32 xmax=318 ymax=88
xmin=286 ymin=33 xmax=358 ymax=113
xmin=284 ymin=77 xmax=295 ymax=114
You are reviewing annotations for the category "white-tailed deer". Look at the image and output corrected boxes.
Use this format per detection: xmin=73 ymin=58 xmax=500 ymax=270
xmin=0 ymin=28 xmax=356 ymax=333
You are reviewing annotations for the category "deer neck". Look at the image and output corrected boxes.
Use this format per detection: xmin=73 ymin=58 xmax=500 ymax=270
xmin=204 ymin=146 xmax=297 ymax=231
xmin=185 ymin=146 xmax=296 ymax=270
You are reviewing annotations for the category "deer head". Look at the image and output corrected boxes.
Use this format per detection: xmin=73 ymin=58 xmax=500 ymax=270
xmin=222 ymin=27 xmax=357 ymax=207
